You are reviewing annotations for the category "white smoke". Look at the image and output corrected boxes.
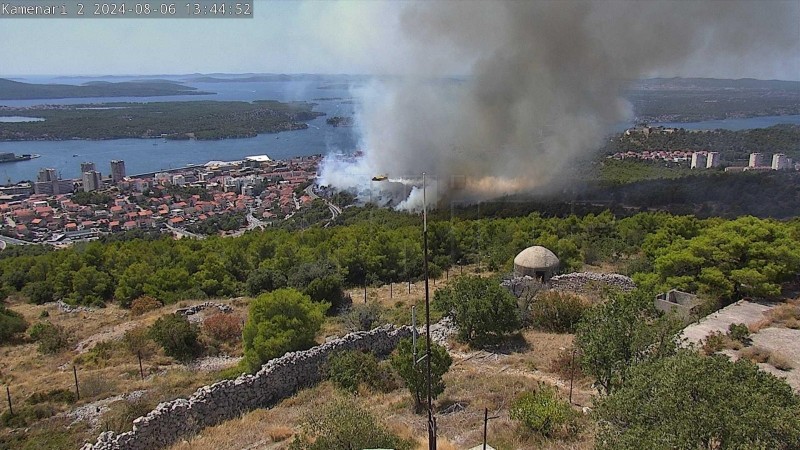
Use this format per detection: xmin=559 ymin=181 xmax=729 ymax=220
xmin=318 ymin=0 xmax=800 ymax=209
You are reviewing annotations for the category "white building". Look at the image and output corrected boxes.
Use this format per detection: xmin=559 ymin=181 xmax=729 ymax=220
xmin=691 ymin=153 xmax=707 ymax=169
xmin=110 ymin=160 xmax=126 ymax=183
xmin=749 ymin=153 xmax=764 ymax=168
xmin=706 ymin=152 xmax=720 ymax=169
xmin=772 ymin=153 xmax=789 ymax=170
xmin=172 ymin=174 xmax=186 ymax=186
xmin=82 ymin=170 xmax=102 ymax=192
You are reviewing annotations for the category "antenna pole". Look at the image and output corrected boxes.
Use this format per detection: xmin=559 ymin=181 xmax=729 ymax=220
xmin=423 ymin=172 xmax=436 ymax=450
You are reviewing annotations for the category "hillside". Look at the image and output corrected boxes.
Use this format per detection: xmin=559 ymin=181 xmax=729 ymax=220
xmin=0 ymin=78 xmax=211 ymax=100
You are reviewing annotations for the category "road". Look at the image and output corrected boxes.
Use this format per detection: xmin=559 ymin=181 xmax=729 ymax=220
xmin=0 ymin=235 xmax=31 ymax=247
xmin=164 ymin=224 xmax=206 ymax=240
xmin=305 ymin=184 xmax=341 ymax=221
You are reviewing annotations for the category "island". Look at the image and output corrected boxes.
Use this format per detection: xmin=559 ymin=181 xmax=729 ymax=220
xmin=0 ymin=78 xmax=212 ymax=100
xmin=0 ymin=100 xmax=325 ymax=141
xmin=326 ymin=116 xmax=354 ymax=127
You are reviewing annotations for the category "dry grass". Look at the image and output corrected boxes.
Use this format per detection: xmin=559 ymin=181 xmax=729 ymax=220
xmin=0 ymin=297 xmax=245 ymax=447
xmin=749 ymin=299 xmax=800 ymax=332
xmin=768 ymin=352 xmax=794 ymax=371
xmin=167 ymin=323 xmax=596 ymax=450
xmin=740 ymin=346 xmax=772 ymax=364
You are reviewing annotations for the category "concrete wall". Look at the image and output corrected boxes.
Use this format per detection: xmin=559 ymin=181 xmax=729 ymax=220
xmin=81 ymin=324 xmax=412 ymax=450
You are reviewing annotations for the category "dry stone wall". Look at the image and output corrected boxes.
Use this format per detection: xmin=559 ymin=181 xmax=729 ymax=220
xmin=549 ymin=272 xmax=636 ymax=294
xmin=81 ymin=324 xmax=412 ymax=450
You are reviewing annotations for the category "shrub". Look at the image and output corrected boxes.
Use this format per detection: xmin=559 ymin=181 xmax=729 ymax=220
xmin=727 ymin=322 xmax=751 ymax=345
xmin=529 ymin=291 xmax=589 ymax=333
xmin=148 ymin=314 xmax=202 ymax=362
xmin=701 ymin=331 xmax=741 ymax=354
xmin=341 ymin=302 xmax=385 ymax=332
xmin=103 ymin=395 xmax=155 ymax=434
xmin=740 ymin=346 xmax=771 ymax=364
xmin=289 ymin=397 xmax=411 ymax=450
xmin=79 ymin=373 xmax=115 ymax=399
xmin=0 ymin=304 xmax=27 ymax=345
xmin=0 ymin=403 xmax=57 ymax=428
xmin=325 ymin=349 xmax=395 ymax=393
xmin=510 ymin=385 xmax=579 ymax=438
xmin=75 ymin=341 xmax=116 ymax=368
xmin=129 ymin=296 xmax=163 ymax=316
xmin=549 ymin=347 xmax=584 ymax=381
xmin=28 ymin=321 xmax=70 ymax=354
xmin=391 ymin=337 xmax=452 ymax=412
xmin=202 ymin=313 xmax=242 ymax=343
xmin=433 ymin=275 xmax=521 ymax=346
xmin=243 ymin=288 xmax=326 ymax=373
xmin=768 ymin=352 xmax=793 ymax=371
xmin=122 ymin=326 xmax=157 ymax=358
xmin=594 ymin=352 xmax=800 ymax=449
xmin=304 ymin=275 xmax=349 ymax=314
xmin=25 ymin=388 xmax=77 ymax=405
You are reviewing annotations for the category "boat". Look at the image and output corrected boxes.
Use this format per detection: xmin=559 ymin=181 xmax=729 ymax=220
xmin=0 ymin=152 xmax=39 ymax=163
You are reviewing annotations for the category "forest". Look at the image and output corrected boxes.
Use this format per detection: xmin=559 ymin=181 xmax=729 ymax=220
xmin=601 ymin=124 xmax=800 ymax=162
xmin=0 ymin=207 xmax=797 ymax=311
xmin=0 ymin=100 xmax=323 ymax=141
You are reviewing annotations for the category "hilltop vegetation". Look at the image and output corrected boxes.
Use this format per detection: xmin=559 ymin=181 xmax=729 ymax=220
xmin=0 ymin=207 xmax=797 ymax=310
xmin=602 ymin=124 xmax=800 ymax=162
xmin=0 ymin=78 xmax=210 ymax=100
xmin=0 ymin=100 xmax=323 ymax=141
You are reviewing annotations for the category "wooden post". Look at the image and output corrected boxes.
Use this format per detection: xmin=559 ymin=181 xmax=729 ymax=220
xmin=390 ymin=282 xmax=393 ymax=299
xmin=363 ymin=279 xmax=367 ymax=304
xmin=569 ymin=348 xmax=576 ymax=405
xmin=446 ymin=269 xmax=449 ymax=281
xmin=483 ymin=408 xmax=488 ymax=450
xmin=138 ymin=351 xmax=145 ymax=381
xmin=5 ymin=385 xmax=12 ymax=416
xmin=408 ymin=278 xmax=411 ymax=294
xmin=73 ymin=366 xmax=80 ymax=400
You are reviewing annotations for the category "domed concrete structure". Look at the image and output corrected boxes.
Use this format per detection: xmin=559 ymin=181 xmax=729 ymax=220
xmin=513 ymin=246 xmax=559 ymax=282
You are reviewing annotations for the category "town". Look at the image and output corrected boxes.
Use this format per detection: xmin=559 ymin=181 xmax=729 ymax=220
xmin=0 ymin=154 xmax=325 ymax=245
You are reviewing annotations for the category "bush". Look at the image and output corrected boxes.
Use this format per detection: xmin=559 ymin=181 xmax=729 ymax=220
xmin=129 ymin=296 xmax=163 ymax=316
xmin=433 ymin=275 xmax=521 ymax=346
xmin=148 ymin=314 xmax=202 ymax=362
xmin=510 ymin=385 xmax=579 ymax=438
xmin=549 ymin=347 xmax=584 ymax=381
xmin=529 ymin=291 xmax=589 ymax=333
xmin=122 ymin=326 xmax=157 ymax=358
xmin=727 ymin=322 xmax=751 ymax=345
xmin=243 ymin=288 xmax=326 ymax=372
xmin=0 ymin=403 xmax=57 ymax=428
xmin=594 ymin=351 xmax=800 ymax=449
xmin=324 ymin=349 xmax=395 ymax=393
xmin=341 ymin=302 xmax=385 ymax=332
xmin=289 ymin=397 xmax=411 ymax=450
xmin=740 ymin=346 xmax=772 ymax=364
xmin=0 ymin=304 xmax=27 ymax=344
xmin=202 ymin=313 xmax=242 ymax=343
xmin=391 ymin=337 xmax=452 ymax=412
xmin=25 ymin=388 xmax=76 ymax=405
xmin=28 ymin=321 xmax=70 ymax=354
xmin=304 ymin=275 xmax=349 ymax=314
xmin=768 ymin=352 xmax=793 ymax=371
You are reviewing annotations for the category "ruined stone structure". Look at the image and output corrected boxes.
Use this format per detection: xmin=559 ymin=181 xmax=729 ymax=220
xmin=81 ymin=324 xmax=412 ymax=450
xmin=655 ymin=289 xmax=702 ymax=322
xmin=175 ymin=301 xmax=233 ymax=316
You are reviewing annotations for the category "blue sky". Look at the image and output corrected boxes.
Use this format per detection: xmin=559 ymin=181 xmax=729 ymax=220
xmin=1 ymin=0 xmax=798 ymax=80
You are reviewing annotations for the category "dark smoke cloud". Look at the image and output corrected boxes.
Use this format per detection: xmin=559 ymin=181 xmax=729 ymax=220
xmin=319 ymin=0 xmax=800 ymax=208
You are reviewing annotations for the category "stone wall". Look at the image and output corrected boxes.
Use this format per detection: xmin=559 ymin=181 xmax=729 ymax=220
xmin=549 ymin=272 xmax=636 ymax=294
xmin=81 ymin=324 xmax=412 ymax=450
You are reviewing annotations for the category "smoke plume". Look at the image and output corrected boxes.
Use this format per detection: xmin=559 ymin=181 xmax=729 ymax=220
xmin=318 ymin=1 xmax=800 ymax=209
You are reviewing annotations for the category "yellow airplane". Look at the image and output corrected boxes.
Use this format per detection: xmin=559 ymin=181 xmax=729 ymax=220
xmin=371 ymin=175 xmax=388 ymax=181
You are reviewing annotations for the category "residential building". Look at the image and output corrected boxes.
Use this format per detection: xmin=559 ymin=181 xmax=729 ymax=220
xmin=772 ymin=153 xmax=789 ymax=170
xmin=80 ymin=162 xmax=96 ymax=173
xmin=749 ymin=152 xmax=764 ymax=168
xmin=690 ymin=152 xmax=707 ymax=169
xmin=82 ymin=170 xmax=102 ymax=192
xmin=110 ymin=160 xmax=126 ymax=183
xmin=706 ymin=152 xmax=720 ymax=168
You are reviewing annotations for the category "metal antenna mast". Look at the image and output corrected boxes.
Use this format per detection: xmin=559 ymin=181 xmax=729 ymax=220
xmin=423 ymin=172 xmax=436 ymax=450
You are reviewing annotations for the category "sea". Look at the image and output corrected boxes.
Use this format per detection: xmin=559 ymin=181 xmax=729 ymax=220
xmin=1 ymin=76 xmax=799 ymax=184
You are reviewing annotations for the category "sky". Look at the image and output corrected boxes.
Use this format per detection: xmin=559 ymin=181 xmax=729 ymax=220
xmin=1 ymin=0 xmax=799 ymax=80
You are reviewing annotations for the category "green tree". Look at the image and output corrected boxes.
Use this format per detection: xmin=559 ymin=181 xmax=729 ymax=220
xmin=575 ymin=289 xmax=682 ymax=395
xmin=304 ymin=275 xmax=347 ymax=313
xmin=390 ymin=337 xmax=452 ymax=412
xmin=148 ymin=314 xmax=201 ymax=362
xmin=510 ymin=385 xmax=580 ymax=438
xmin=0 ymin=304 xmax=27 ymax=344
xmin=595 ymin=351 xmax=800 ymax=450
xmin=324 ymin=349 xmax=394 ymax=393
xmin=242 ymin=288 xmax=326 ymax=372
xmin=433 ymin=275 xmax=521 ymax=346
